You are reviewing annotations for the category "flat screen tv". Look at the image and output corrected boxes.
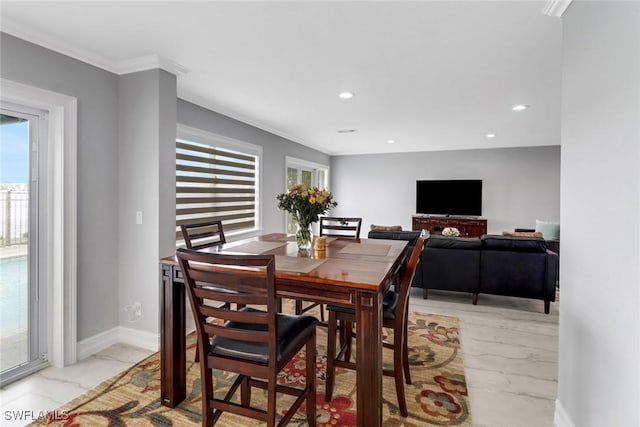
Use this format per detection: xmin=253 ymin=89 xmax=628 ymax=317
xmin=416 ymin=180 xmax=482 ymax=216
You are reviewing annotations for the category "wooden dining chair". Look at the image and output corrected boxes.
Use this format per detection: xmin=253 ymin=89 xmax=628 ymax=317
xmin=319 ymin=217 xmax=362 ymax=239
xmin=180 ymin=220 xmax=229 ymax=362
xmin=180 ymin=219 xmax=226 ymax=250
xmin=324 ymin=236 xmax=424 ymax=417
xmin=176 ymin=249 xmax=318 ymax=427
xmin=295 ymin=217 xmax=363 ymax=323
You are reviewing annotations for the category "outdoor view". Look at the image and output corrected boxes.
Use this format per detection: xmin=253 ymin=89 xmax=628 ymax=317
xmin=0 ymin=114 xmax=30 ymax=375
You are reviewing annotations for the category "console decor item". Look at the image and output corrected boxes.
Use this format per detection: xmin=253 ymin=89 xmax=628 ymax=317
xmin=277 ymin=184 xmax=337 ymax=253
xmin=442 ymin=227 xmax=461 ymax=237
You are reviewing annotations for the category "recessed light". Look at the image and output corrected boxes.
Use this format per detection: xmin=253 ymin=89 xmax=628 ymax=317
xmin=337 ymin=129 xmax=356 ymax=133
xmin=512 ymin=104 xmax=530 ymax=112
xmin=387 ymin=139 xmax=395 ymax=144
xmin=485 ymin=133 xmax=496 ymax=139
xmin=339 ymin=92 xmax=354 ymax=99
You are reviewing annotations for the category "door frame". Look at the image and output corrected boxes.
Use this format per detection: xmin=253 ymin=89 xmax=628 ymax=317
xmin=1 ymin=78 xmax=78 ymax=368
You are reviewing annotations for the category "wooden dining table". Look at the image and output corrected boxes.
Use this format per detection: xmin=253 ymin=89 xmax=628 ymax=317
xmin=159 ymin=232 xmax=409 ymax=427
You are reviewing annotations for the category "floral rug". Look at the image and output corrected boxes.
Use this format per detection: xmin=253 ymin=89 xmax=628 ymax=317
xmin=33 ymin=312 xmax=471 ymax=426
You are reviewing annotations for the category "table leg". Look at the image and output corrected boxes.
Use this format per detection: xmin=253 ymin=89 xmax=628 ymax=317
xmin=160 ymin=265 xmax=186 ymax=407
xmin=355 ymin=289 xmax=383 ymax=427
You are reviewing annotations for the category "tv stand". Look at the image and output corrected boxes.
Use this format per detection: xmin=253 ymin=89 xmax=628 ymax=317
xmin=412 ymin=215 xmax=487 ymax=238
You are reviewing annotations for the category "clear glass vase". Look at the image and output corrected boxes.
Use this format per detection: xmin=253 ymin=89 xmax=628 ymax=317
xmin=295 ymin=222 xmax=313 ymax=255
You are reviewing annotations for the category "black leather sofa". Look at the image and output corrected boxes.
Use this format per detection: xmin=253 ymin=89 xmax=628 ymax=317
xmin=423 ymin=234 xmax=558 ymax=313
xmin=368 ymin=230 xmax=558 ymax=313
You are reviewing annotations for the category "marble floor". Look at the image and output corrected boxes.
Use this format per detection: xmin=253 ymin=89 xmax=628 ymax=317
xmin=0 ymin=289 xmax=559 ymax=426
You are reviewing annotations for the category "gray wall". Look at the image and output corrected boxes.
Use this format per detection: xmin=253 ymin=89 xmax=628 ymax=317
xmin=330 ymin=146 xmax=560 ymax=234
xmin=0 ymin=33 xmax=120 ymax=341
xmin=117 ymin=70 xmax=176 ymax=334
xmin=558 ymin=2 xmax=640 ymax=426
xmin=177 ymin=99 xmax=330 ymax=234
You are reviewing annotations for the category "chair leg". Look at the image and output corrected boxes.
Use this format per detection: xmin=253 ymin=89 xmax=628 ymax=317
xmin=402 ymin=320 xmax=412 ymax=385
xmin=267 ymin=373 xmax=277 ymax=427
xmin=344 ymin=322 xmax=353 ymax=363
xmin=201 ymin=363 xmax=214 ymax=427
xmin=325 ymin=310 xmax=337 ymax=402
xmin=306 ymin=330 xmax=317 ymax=426
xmin=241 ymin=375 xmax=251 ymax=407
xmin=393 ymin=334 xmax=408 ymax=417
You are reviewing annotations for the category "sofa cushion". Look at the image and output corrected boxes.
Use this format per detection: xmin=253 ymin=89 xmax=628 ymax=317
xmin=535 ymin=220 xmax=560 ymax=240
xmin=481 ymin=235 xmax=547 ymax=252
xmin=426 ymin=235 xmax=482 ymax=250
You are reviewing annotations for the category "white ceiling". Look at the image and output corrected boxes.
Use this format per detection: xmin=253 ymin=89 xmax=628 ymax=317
xmin=0 ymin=1 xmax=562 ymax=155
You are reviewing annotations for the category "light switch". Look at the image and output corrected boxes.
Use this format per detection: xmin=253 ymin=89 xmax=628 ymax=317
xmin=136 ymin=211 xmax=143 ymax=225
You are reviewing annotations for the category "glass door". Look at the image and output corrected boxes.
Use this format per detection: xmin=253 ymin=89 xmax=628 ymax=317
xmin=285 ymin=158 xmax=329 ymax=234
xmin=0 ymin=105 xmax=48 ymax=386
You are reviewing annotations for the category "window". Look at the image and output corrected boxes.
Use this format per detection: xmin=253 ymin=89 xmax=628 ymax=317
xmin=176 ymin=126 xmax=261 ymax=244
xmin=284 ymin=156 xmax=329 ymax=234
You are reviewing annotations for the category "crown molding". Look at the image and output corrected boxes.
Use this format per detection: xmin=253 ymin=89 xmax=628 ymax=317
xmin=0 ymin=20 xmax=188 ymax=76
xmin=542 ymin=0 xmax=573 ymax=17
xmin=177 ymin=88 xmax=325 ymax=153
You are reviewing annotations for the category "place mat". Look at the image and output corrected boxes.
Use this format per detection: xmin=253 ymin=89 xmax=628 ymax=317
xmin=275 ymin=255 xmax=327 ymax=274
xmin=222 ymin=241 xmax=287 ymax=254
xmin=339 ymin=242 xmax=391 ymax=256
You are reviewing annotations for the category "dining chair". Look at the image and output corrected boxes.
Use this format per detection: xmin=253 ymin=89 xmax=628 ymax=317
xmin=180 ymin=219 xmax=226 ymax=250
xmin=180 ymin=219 xmax=229 ymax=363
xmin=324 ymin=236 xmax=424 ymax=417
xmin=176 ymin=249 xmax=318 ymax=427
xmin=319 ymin=217 xmax=362 ymax=239
xmin=295 ymin=217 xmax=363 ymax=323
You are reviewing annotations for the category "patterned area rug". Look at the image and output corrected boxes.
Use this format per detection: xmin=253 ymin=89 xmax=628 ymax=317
xmin=32 ymin=312 xmax=471 ymax=426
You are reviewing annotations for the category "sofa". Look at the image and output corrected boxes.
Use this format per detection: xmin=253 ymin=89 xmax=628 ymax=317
xmin=423 ymin=234 xmax=558 ymax=313
xmin=368 ymin=230 xmax=558 ymax=313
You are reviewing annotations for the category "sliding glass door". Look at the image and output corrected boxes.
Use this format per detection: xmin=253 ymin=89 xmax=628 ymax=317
xmin=0 ymin=104 xmax=48 ymax=386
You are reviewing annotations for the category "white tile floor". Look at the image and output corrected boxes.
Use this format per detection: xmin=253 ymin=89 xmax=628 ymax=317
xmin=0 ymin=289 xmax=559 ymax=426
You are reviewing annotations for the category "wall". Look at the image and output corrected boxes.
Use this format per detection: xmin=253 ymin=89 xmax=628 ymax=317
xmin=117 ymin=70 xmax=176 ymax=335
xmin=330 ymin=146 xmax=560 ymax=234
xmin=557 ymin=2 xmax=640 ymax=426
xmin=0 ymin=33 xmax=120 ymax=341
xmin=177 ymin=99 xmax=330 ymax=234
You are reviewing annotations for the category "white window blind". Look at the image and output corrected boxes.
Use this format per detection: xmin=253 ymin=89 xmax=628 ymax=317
xmin=176 ymin=132 xmax=259 ymax=243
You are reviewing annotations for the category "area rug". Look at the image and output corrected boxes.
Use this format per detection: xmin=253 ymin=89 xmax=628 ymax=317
xmin=32 ymin=312 xmax=471 ymax=426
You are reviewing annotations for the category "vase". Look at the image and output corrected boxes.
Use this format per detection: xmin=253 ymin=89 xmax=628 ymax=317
xmin=295 ymin=222 xmax=313 ymax=255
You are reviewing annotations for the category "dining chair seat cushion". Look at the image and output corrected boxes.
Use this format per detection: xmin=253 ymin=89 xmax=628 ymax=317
xmin=210 ymin=307 xmax=318 ymax=364
xmin=326 ymin=291 xmax=399 ymax=319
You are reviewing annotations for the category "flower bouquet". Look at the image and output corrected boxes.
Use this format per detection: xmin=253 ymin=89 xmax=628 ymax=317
xmin=276 ymin=184 xmax=338 ymax=252
xmin=442 ymin=227 xmax=460 ymax=237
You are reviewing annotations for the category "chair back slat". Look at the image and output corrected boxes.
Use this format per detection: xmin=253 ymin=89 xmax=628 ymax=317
xmin=176 ymin=248 xmax=278 ymax=363
xmin=319 ymin=217 xmax=362 ymax=239
xmin=181 ymin=220 xmax=226 ymax=250
xmin=203 ymin=323 xmax=270 ymax=344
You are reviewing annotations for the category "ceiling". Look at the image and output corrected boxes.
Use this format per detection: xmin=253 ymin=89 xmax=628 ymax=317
xmin=0 ymin=1 xmax=562 ymax=156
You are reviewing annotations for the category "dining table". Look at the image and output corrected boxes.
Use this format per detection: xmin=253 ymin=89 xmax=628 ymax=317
xmin=159 ymin=232 xmax=409 ymax=427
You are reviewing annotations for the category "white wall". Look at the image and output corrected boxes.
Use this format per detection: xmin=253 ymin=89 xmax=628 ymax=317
xmin=557 ymin=2 xmax=640 ymax=426
xmin=330 ymin=146 xmax=560 ymax=235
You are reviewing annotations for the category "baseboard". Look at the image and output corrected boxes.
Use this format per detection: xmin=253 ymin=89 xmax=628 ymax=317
xmin=117 ymin=326 xmax=159 ymax=352
xmin=77 ymin=326 xmax=159 ymax=360
xmin=77 ymin=327 xmax=120 ymax=360
xmin=554 ymin=399 xmax=576 ymax=427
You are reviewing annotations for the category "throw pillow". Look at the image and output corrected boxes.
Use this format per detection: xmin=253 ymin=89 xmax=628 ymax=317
xmin=370 ymin=224 xmax=403 ymax=231
xmin=535 ymin=220 xmax=560 ymax=240
xmin=503 ymin=231 xmax=544 ymax=238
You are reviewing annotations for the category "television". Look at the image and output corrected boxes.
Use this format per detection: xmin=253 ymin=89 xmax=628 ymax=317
xmin=416 ymin=180 xmax=482 ymax=216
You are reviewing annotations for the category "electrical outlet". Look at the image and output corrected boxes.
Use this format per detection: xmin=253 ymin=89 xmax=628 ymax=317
xmin=123 ymin=302 xmax=143 ymax=322
xmin=133 ymin=302 xmax=142 ymax=317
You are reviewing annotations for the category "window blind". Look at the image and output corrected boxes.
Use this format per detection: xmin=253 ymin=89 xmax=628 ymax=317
xmin=176 ymin=139 xmax=257 ymax=242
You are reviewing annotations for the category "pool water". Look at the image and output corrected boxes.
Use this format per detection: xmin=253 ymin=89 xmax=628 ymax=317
xmin=0 ymin=256 xmax=28 ymax=338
